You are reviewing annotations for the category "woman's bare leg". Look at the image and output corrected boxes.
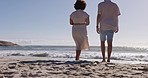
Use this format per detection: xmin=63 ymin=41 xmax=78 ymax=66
xmin=76 ymin=50 xmax=81 ymax=60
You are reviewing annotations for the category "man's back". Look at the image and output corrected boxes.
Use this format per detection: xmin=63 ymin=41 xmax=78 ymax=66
xmin=98 ymin=1 xmax=120 ymax=31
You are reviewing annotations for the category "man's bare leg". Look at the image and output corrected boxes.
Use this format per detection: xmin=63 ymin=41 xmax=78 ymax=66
xmin=101 ymin=41 xmax=106 ymax=62
xmin=107 ymin=40 xmax=112 ymax=62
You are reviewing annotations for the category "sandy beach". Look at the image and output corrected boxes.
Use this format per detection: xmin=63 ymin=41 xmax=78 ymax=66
xmin=0 ymin=57 xmax=147 ymax=78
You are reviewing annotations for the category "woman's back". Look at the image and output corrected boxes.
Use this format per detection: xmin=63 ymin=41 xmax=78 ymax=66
xmin=70 ymin=10 xmax=89 ymax=24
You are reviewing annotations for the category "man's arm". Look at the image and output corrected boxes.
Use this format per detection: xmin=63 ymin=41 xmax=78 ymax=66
xmin=96 ymin=14 xmax=101 ymax=34
xmin=115 ymin=17 xmax=119 ymax=33
xmin=115 ymin=4 xmax=120 ymax=33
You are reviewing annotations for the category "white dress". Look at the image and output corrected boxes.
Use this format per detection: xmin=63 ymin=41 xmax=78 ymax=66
xmin=70 ymin=10 xmax=89 ymax=50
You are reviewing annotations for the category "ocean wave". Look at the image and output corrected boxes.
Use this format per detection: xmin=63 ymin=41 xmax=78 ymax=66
xmin=8 ymin=53 xmax=25 ymax=56
xmin=29 ymin=53 xmax=49 ymax=57
xmin=5 ymin=52 xmax=148 ymax=63
xmin=0 ymin=46 xmax=148 ymax=64
xmin=0 ymin=46 xmax=147 ymax=52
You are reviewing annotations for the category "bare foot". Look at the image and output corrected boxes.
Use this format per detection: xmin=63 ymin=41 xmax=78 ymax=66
xmin=107 ymin=59 xmax=110 ymax=62
xmin=101 ymin=59 xmax=106 ymax=62
xmin=75 ymin=58 xmax=79 ymax=61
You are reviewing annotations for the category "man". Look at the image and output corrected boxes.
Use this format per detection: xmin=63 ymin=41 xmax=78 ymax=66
xmin=96 ymin=0 xmax=120 ymax=62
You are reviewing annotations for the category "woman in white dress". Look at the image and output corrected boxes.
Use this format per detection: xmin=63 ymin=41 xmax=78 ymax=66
xmin=70 ymin=0 xmax=90 ymax=60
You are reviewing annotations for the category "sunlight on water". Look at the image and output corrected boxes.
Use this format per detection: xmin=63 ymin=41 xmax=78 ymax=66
xmin=0 ymin=45 xmax=148 ymax=64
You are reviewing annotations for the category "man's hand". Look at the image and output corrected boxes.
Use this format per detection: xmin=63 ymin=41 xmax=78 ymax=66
xmin=115 ymin=27 xmax=119 ymax=33
xmin=96 ymin=27 xmax=100 ymax=34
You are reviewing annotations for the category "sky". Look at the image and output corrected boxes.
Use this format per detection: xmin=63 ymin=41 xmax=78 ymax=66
xmin=0 ymin=0 xmax=148 ymax=47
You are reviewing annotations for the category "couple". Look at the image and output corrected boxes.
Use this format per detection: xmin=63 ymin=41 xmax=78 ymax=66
xmin=70 ymin=0 xmax=120 ymax=62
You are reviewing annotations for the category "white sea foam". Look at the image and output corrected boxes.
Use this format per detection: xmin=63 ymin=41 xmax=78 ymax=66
xmin=0 ymin=46 xmax=148 ymax=64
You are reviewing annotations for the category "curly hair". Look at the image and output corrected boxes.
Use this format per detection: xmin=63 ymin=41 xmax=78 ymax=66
xmin=74 ymin=1 xmax=86 ymax=10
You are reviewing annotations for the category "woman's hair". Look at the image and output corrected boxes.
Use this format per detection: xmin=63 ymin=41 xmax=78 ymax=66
xmin=74 ymin=1 xmax=86 ymax=10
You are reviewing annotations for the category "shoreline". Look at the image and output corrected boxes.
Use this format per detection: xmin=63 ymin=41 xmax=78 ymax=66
xmin=1 ymin=56 xmax=148 ymax=64
xmin=0 ymin=57 xmax=148 ymax=78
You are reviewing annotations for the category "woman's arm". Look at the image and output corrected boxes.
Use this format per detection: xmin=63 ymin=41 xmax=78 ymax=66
xmin=70 ymin=18 xmax=74 ymax=25
xmin=85 ymin=16 xmax=90 ymax=26
xmin=70 ymin=18 xmax=89 ymax=25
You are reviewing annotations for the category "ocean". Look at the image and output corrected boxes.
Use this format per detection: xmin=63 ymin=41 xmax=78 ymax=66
xmin=0 ymin=46 xmax=148 ymax=64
